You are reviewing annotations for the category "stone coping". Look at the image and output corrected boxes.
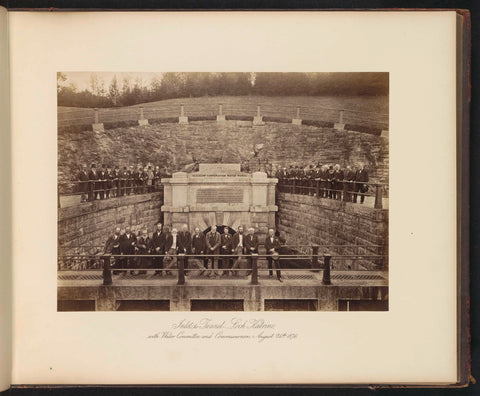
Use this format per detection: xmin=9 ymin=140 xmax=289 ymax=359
xmin=161 ymin=205 xmax=278 ymax=213
xmin=59 ymin=192 xmax=163 ymax=222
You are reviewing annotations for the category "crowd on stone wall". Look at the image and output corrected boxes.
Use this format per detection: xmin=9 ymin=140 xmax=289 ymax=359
xmin=103 ymin=223 xmax=287 ymax=282
xmin=274 ymin=162 xmax=370 ymax=204
xmin=76 ymin=163 xmax=172 ymax=202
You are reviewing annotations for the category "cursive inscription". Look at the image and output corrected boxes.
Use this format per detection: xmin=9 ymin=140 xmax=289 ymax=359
xmin=146 ymin=318 xmax=297 ymax=343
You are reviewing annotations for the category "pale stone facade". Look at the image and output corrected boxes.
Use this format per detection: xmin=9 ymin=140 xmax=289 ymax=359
xmin=161 ymin=163 xmax=277 ymax=236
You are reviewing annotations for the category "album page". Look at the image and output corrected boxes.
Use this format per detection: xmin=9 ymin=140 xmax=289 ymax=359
xmin=9 ymin=11 xmax=458 ymax=385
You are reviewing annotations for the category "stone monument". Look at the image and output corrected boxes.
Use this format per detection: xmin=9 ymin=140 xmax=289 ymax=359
xmin=161 ymin=163 xmax=277 ymax=237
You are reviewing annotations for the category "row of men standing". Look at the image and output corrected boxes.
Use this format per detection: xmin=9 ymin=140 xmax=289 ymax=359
xmin=77 ymin=163 xmax=169 ymax=202
xmin=104 ymin=223 xmax=285 ymax=281
xmin=276 ymin=164 xmax=369 ymax=203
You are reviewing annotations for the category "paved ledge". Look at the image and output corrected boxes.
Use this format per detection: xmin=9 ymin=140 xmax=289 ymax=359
xmin=58 ymin=270 xmax=387 ymax=288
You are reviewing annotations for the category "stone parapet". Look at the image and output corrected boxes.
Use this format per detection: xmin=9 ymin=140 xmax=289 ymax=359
xmin=277 ymin=192 xmax=388 ymax=270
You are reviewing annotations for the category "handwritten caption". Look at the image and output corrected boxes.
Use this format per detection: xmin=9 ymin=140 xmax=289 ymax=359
xmin=147 ymin=318 xmax=298 ymax=343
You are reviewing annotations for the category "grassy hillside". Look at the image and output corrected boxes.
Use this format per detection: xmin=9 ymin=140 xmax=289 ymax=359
xmin=58 ymin=95 xmax=389 ymax=129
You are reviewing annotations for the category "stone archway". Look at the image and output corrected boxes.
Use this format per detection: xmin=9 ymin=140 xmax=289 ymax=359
xmin=202 ymin=225 xmax=236 ymax=235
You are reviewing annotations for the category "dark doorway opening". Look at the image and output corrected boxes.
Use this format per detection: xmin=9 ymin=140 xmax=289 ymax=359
xmin=338 ymin=300 xmax=388 ymax=311
xmin=116 ymin=300 xmax=170 ymax=311
xmin=264 ymin=299 xmax=318 ymax=311
xmin=58 ymin=300 xmax=96 ymax=311
xmin=190 ymin=299 xmax=244 ymax=311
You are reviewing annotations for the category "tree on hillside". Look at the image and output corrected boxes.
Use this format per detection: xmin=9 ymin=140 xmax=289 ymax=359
xmin=108 ymin=75 xmax=120 ymax=106
xmin=161 ymin=72 xmax=184 ymax=99
xmin=89 ymin=73 xmax=100 ymax=96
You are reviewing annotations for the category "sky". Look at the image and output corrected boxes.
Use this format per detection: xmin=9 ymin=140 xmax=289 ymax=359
xmin=59 ymin=72 xmax=164 ymax=91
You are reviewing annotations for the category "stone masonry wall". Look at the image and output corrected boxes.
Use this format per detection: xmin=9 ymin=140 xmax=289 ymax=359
xmin=277 ymin=192 xmax=388 ymax=270
xmin=58 ymin=120 xmax=389 ymax=190
xmin=58 ymin=193 xmax=164 ymax=265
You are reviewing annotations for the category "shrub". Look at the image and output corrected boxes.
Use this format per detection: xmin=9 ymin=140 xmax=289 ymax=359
xmin=58 ymin=124 xmax=93 ymax=134
xmin=225 ymin=115 xmax=254 ymax=121
xmin=301 ymin=119 xmax=335 ymax=128
xmin=263 ymin=116 xmax=292 ymax=123
xmin=344 ymin=124 xmax=382 ymax=136
xmin=149 ymin=117 xmax=179 ymax=125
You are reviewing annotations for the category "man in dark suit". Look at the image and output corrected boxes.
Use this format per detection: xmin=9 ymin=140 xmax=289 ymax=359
xmin=151 ymin=223 xmax=166 ymax=276
xmin=112 ymin=165 xmax=121 ymax=198
xmin=119 ymin=226 xmax=137 ymax=275
xmin=98 ymin=164 xmax=108 ymax=200
xmin=220 ymin=227 xmax=233 ymax=276
xmin=354 ymin=164 xmax=369 ymax=204
xmin=163 ymin=226 xmax=177 ymax=275
xmin=231 ymin=226 xmax=246 ymax=255
xmin=105 ymin=165 xmax=113 ymax=199
xmin=77 ymin=164 xmax=89 ymax=202
xmin=333 ymin=164 xmax=344 ymax=200
xmin=104 ymin=226 xmax=121 ymax=274
xmin=178 ymin=224 xmax=192 ymax=254
xmin=178 ymin=224 xmax=192 ymax=273
xmin=230 ymin=226 xmax=247 ymax=276
xmin=206 ymin=225 xmax=221 ymax=277
xmin=264 ymin=228 xmax=284 ymax=282
xmin=244 ymin=227 xmax=259 ymax=276
xmin=344 ymin=165 xmax=356 ymax=202
xmin=127 ymin=165 xmax=135 ymax=195
xmin=245 ymin=227 xmax=259 ymax=254
xmin=136 ymin=229 xmax=150 ymax=275
xmin=88 ymin=163 xmax=99 ymax=201
xmin=192 ymin=227 xmax=206 ymax=256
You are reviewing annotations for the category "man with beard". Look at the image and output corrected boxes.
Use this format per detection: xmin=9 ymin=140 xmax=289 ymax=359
xmin=333 ymin=164 xmax=344 ymax=200
xmin=77 ymin=164 xmax=89 ymax=203
xmin=127 ymin=165 xmax=135 ymax=195
xmin=105 ymin=165 xmax=114 ymax=199
xmin=344 ymin=165 xmax=356 ymax=202
xmin=119 ymin=226 xmax=137 ymax=276
xmin=151 ymin=223 xmax=166 ymax=276
xmin=264 ymin=228 xmax=284 ymax=282
xmin=230 ymin=226 xmax=246 ymax=277
xmin=113 ymin=165 xmax=121 ymax=198
xmin=354 ymin=164 xmax=369 ymax=204
xmin=178 ymin=224 xmax=192 ymax=273
xmin=104 ymin=227 xmax=121 ymax=275
xmin=220 ymin=227 xmax=233 ymax=276
xmin=135 ymin=229 xmax=150 ymax=275
xmin=205 ymin=225 xmax=221 ymax=278
xmin=88 ymin=163 xmax=99 ymax=201
xmin=191 ymin=227 xmax=207 ymax=271
xmin=99 ymin=164 xmax=108 ymax=200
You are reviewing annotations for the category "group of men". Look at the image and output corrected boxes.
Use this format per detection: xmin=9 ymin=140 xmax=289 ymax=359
xmin=276 ymin=163 xmax=370 ymax=204
xmin=77 ymin=163 xmax=171 ymax=202
xmin=104 ymin=223 xmax=286 ymax=282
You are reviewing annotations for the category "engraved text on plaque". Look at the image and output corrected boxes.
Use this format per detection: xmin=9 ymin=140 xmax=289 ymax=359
xmin=196 ymin=188 xmax=243 ymax=204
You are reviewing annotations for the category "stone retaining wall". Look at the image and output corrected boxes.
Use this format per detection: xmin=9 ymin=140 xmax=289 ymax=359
xmin=58 ymin=192 xmax=164 ymax=259
xmin=277 ymin=192 xmax=388 ymax=270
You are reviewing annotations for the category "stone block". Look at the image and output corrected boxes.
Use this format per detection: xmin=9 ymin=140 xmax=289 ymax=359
xmin=138 ymin=119 xmax=149 ymax=126
xmin=253 ymin=116 xmax=264 ymax=126
xmin=292 ymin=118 xmax=302 ymax=125
xmin=92 ymin=123 xmax=104 ymax=132
xmin=179 ymin=116 xmax=188 ymax=124
xmin=216 ymin=115 xmax=226 ymax=122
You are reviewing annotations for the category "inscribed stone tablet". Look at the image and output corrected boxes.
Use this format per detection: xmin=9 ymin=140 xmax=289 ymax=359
xmin=196 ymin=188 xmax=243 ymax=204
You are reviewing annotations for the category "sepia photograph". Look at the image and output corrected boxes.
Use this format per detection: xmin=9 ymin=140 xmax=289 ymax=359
xmin=57 ymin=71 xmax=389 ymax=312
